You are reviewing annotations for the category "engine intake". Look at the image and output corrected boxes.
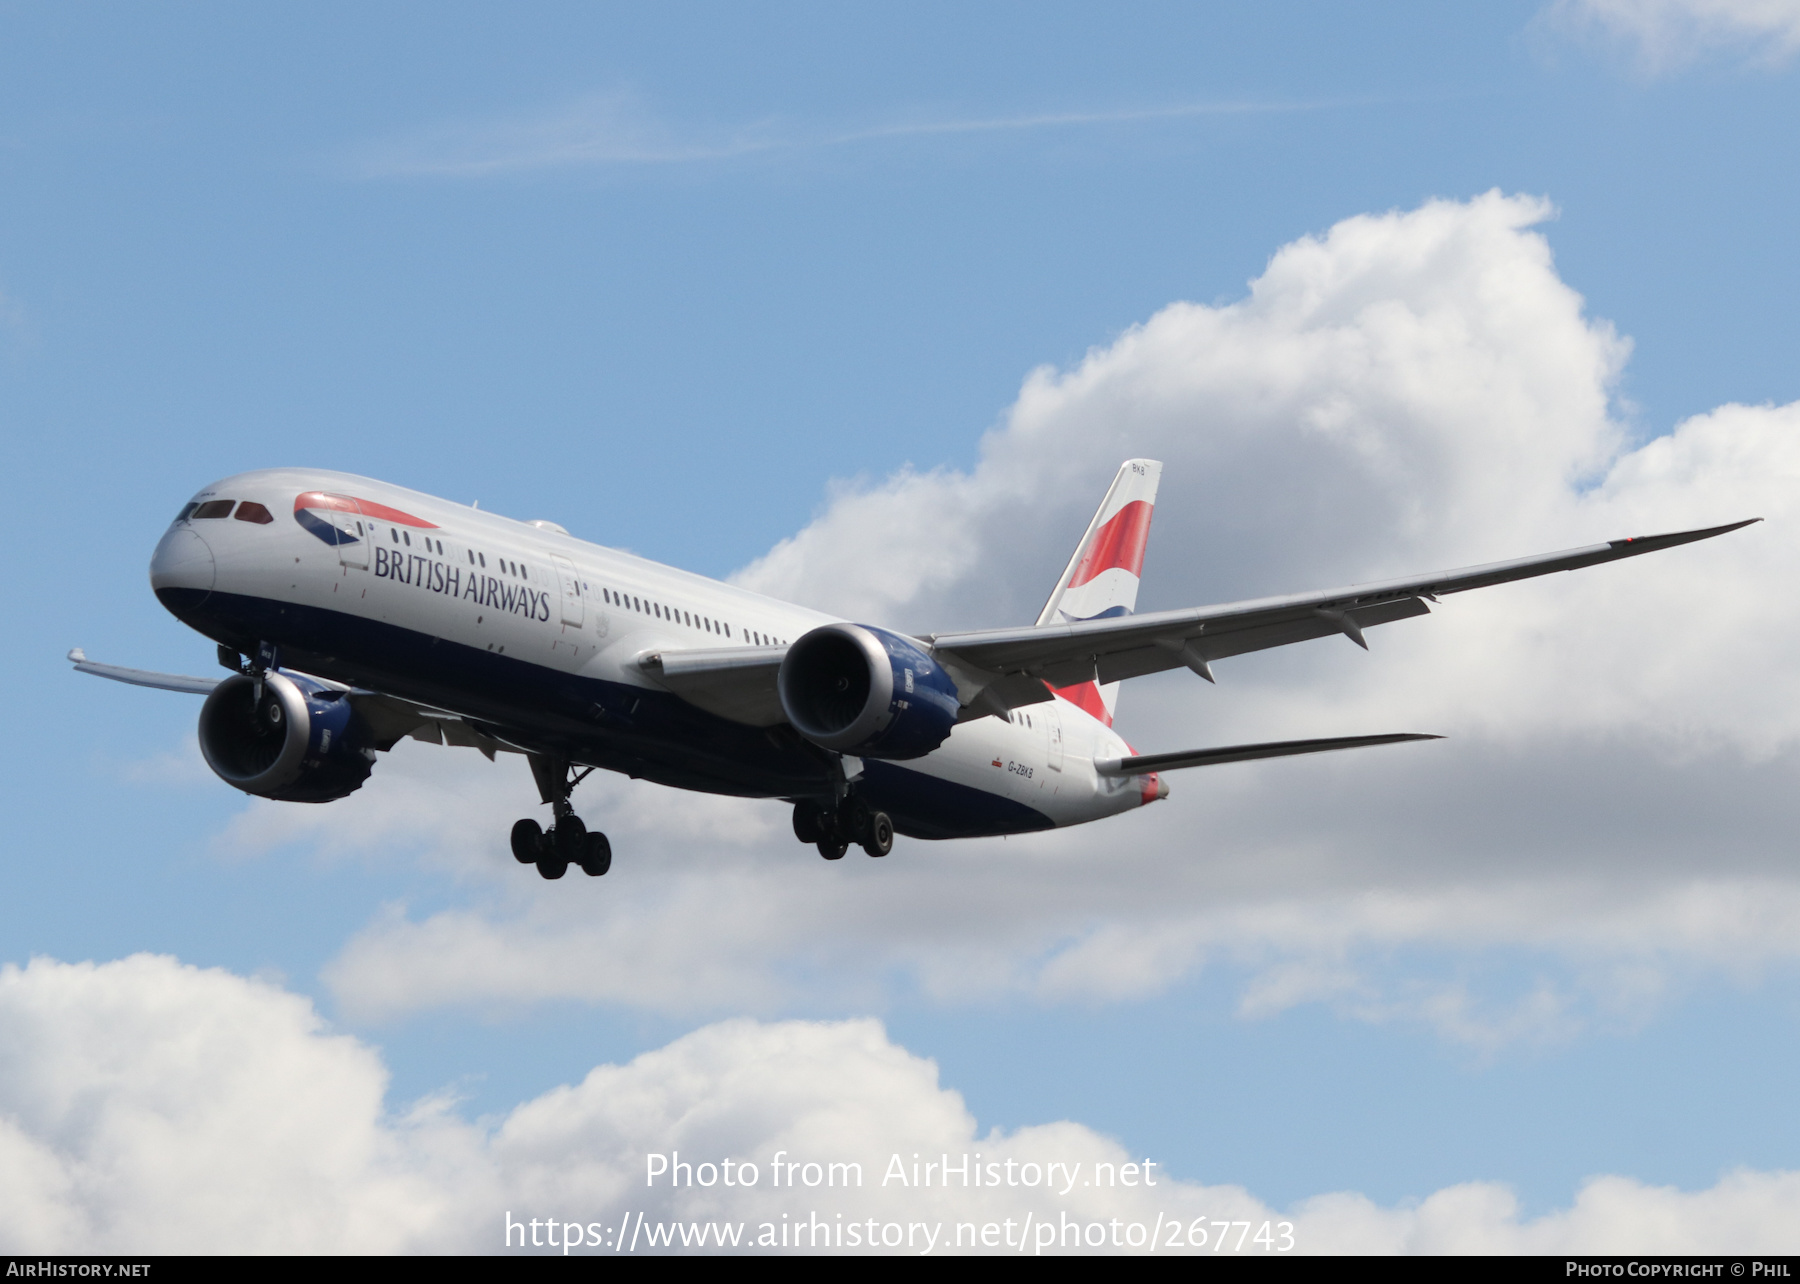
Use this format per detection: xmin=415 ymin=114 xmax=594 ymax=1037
xmin=198 ymin=671 xmax=375 ymax=803
xmin=777 ymin=624 xmax=960 ymax=759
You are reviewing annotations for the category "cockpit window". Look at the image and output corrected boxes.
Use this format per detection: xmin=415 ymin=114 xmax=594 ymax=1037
xmin=234 ymin=501 xmax=274 ymax=525
xmin=176 ymin=502 xmax=198 ymax=521
xmin=192 ymin=500 xmax=235 ymax=519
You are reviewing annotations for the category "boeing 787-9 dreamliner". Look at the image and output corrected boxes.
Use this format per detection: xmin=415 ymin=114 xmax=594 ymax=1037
xmin=71 ymin=460 xmax=1755 ymax=879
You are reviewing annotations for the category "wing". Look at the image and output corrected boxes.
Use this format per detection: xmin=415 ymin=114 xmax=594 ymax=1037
xmin=636 ymin=645 xmax=788 ymax=725
xmin=928 ymin=519 xmax=1759 ymax=712
xmin=1094 ymin=732 xmax=1440 ymax=776
xmin=68 ymin=648 xmax=518 ymax=758
xmin=67 ymin=648 xmax=221 ymax=694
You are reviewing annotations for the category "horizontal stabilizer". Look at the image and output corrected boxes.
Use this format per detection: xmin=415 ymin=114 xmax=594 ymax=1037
xmin=1093 ymin=731 xmax=1441 ymax=776
xmin=67 ymin=648 xmax=219 ymax=695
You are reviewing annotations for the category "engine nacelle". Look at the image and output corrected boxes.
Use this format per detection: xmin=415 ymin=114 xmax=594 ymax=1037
xmin=777 ymin=624 xmax=961 ymax=760
xmin=198 ymin=670 xmax=376 ymax=803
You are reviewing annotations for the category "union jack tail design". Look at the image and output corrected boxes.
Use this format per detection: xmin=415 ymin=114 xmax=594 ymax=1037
xmin=1037 ymin=459 xmax=1162 ymax=726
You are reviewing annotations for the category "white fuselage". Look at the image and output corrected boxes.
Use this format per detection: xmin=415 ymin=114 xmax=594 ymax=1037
xmin=150 ymin=468 xmax=1157 ymax=838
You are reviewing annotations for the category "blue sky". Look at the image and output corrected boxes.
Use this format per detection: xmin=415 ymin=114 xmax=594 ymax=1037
xmin=4 ymin=0 xmax=1800 ymax=1252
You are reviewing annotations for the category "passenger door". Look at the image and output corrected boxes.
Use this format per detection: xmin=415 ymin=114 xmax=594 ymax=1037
xmin=551 ymin=554 xmax=584 ymax=628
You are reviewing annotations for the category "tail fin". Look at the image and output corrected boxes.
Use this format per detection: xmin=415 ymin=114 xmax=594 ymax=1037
xmin=1038 ymin=459 xmax=1162 ymax=726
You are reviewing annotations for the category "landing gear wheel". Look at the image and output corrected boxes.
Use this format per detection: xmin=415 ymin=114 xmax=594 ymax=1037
xmin=860 ymin=811 xmax=894 ymax=858
xmin=840 ymin=798 xmax=871 ymax=846
xmin=817 ymin=840 xmax=849 ymax=861
xmin=792 ymin=800 xmax=828 ymax=845
xmin=579 ymin=832 xmax=612 ymax=877
xmin=554 ymin=813 xmax=588 ymax=860
xmin=521 ymin=754 xmax=604 ymax=881
xmin=510 ymin=819 xmax=544 ymax=865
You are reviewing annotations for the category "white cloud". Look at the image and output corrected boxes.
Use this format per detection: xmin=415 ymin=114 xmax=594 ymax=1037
xmin=0 ymin=954 xmax=480 ymax=1253
xmin=1548 ymin=0 xmax=1800 ymax=70
xmin=218 ymin=189 xmax=1800 ymax=1045
xmin=2 ymin=954 xmax=1796 ymax=1254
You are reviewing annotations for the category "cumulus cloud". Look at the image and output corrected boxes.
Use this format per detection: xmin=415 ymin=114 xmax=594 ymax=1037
xmin=1547 ymin=0 xmax=1800 ymax=70
xmin=236 ymin=190 xmax=1800 ymax=1046
xmin=2 ymin=954 xmax=1796 ymax=1254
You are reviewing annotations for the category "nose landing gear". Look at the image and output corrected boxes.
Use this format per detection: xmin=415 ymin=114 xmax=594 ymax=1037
xmin=513 ymin=755 xmax=612 ymax=879
xmin=793 ymin=797 xmax=894 ymax=860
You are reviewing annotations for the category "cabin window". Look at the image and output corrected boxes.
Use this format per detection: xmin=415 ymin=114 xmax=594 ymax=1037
xmin=192 ymin=500 xmax=234 ymax=519
xmin=479 ymin=553 xmax=486 ymax=568
xmin=390 ymin=529 xmax=399 ymax=543
xmin=233 ymin=502 xmax=274 ymax=525
xmin=521 ymin=564 xmax=529 ymax=577
xmin=403 ymin=531 xmax=411 ymax=546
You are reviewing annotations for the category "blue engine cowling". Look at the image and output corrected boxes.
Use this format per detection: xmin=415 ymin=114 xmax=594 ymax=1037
xmin=197 ymin=670 xmax=376 ymax=803
xmin=777 ymin=624 xmax=961 ymax=759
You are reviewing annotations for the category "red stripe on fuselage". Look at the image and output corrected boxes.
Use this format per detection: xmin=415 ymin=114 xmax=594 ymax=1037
xmin=1067 ymin=500 xmax=1152 ymax=588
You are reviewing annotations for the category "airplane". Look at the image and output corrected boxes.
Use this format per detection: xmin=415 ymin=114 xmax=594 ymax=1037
xmin=70 ymin=460 xmax=1755 ymax=879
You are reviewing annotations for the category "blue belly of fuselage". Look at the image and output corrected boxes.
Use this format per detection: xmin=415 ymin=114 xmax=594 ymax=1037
xmin=156 ymin=587 xmax=1053 ymax=841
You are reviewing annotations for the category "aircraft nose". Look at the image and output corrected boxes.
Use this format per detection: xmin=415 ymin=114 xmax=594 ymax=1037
xmin=149 ymin=524 xmax=216 ymax=608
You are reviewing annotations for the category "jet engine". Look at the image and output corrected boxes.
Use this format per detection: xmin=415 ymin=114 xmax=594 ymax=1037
xmin=198 ymin=670 xmax=376 ymax=803
xmin=777 ymin=624 xmax=961 ymax=759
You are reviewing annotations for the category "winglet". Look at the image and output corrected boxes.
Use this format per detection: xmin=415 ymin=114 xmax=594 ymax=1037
xmin=1605 ymin=517 xmax=1761 ymax=553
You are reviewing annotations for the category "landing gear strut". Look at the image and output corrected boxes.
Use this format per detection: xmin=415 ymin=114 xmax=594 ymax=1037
xmin=793 ymin=796 xmax=894 ymax=860
xmin=514 ymin=755 xmax=612 ymax=879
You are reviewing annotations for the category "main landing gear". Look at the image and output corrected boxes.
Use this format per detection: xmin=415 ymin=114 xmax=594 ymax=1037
xmin=793 ymin=797 xmax=894 ymax=861
xmin=512 ymin=756 xmax=611 ymax=880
